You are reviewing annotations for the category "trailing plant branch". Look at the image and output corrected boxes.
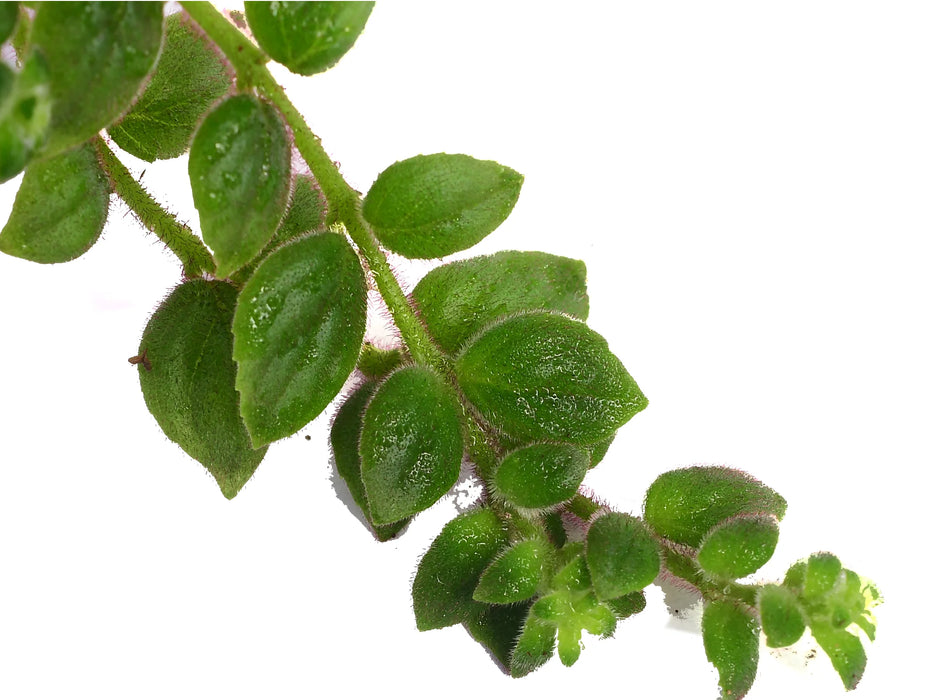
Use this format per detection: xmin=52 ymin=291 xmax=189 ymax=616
xmin=95 ymin=137 xmax=215 ymax=278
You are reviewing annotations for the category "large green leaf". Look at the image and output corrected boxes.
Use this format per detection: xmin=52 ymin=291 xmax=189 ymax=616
xmin=411 ymin=250 xmax=588 ymax=354
xmin=493 ymin=443 xmax=588 ymax=510
xmin=643 ymin=466 xmax=787 ymax=548
xmin=363 ymin=153 xmax=523 ymax=258
xmin=697 ymin=514 xmax=780 ymax=580
xmin=455 ymin=311 xmax=647 ymax=444
xmin=0 ymin=2 xmax=18 ymax=45
xmin=138 ymin=280 xmax=267 ymax=499
xmin=109 ymin=12 xmax=233 ymax=162
xmin=473 ymin=539 xmax=550 ymax=604
xmin=233 ymin=232 xmax=366 ymax=446
xmin=30 ymin=1 xmax=163 ymax=158
xmin=330 ymin=381 xmax=408 ymax=542
xmin=244 ymin=1 xmax=374 ymax=76
xmin=189 ymin=94 xmax=290 ymax=278
xmin=0 ymin=51 xmax=52 ymax=183
xmin=702 ymin=600 xmax=760 ymax=700
xmin=360 ymin=365 xmax=464 ymax=525
xmin=463 ymin=601 xmax=533 ymax=672
xmin=412 ymin=507 xmax=508 ymax=631
xmin=585 ymin=512 xmax=660 ymax=601
xmin=0 ymin=142 xmax=109 ymax=263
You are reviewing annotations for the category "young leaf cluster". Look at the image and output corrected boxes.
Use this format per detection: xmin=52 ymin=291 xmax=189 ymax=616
xmin=0 ymin=3 xmax=882 ymax=698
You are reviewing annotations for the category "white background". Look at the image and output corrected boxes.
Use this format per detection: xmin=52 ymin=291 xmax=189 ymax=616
xmin=1 ymin=2 xmax=928 ymax=698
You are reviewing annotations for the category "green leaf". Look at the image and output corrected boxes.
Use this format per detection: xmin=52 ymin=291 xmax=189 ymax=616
xmin=697 ymin=514 xmax=780 ymax=580
xmin=493 ymin=444 xmax=588 ymax=511
xmin=244 ymin=1 xmax=374 ymax=76
xmin=412 ymin=507 xmax=508 ymax=631
xmin=702 ymin=600 xmax=760 ymax=700
xmin=510 ymin=614 xmax=556 ymax=678
xmin=462 ymin=601 xmax=533 ymax=672
xmin=803 ymin=552 xmax=843 ymax=600
xmin=411 ymin=250 xmax=588 ymax=353
xmin=232 ymin=232 xmax=366 ymax=446
xmin=137 ymin=280 xmax=267 ymax=499
xmin=456 ymin=311 xmax=647 ymax=444
xmin=189 ymin=94 xmax=290 ymax=278
xmin=360 ymin=365 xmax=465 ymax=525
xmin=587 ymin=432 xmax=615 ymax=468
xmin=363 ymin=153 xmax=523 ymax=258
xmin=356 ymin=343 xmax=404 ymax=380
xmin=0 ymin=51 xmax=52 ymax=184
xmin=810 ymin=622 xmax=867 ymax=691
xmin=643 ymin=466 xmax=787 ymax=548
xmin=474 ymin=539 xmax=550 ymax=604
xmin=605 ymin=590 xmax=647 ymax=621
xmin=109 ymin=12 xmax=233 ymax=162
xmin=30 ymin=1 xmax=163 ymax=158
xmin=585 ymin=512 xmax=660 ymax=601
xmin=0 ymin=142 xmax=109 ymax=263
xmin=758 ymin=584 xmax=806 ymax=648
xmin=0 ymin=2 xmax=18 ymax=44
xmin=330 ymin=381 xmax=408 ymax=542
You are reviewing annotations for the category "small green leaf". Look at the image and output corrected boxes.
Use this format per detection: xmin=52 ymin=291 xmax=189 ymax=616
xmin=702 ymin=600 xmax=760 ymax=700
xmin=356 ymin=343 xmax=404 ymax=380
xmin=244 ymin=1 xmax=374 ymax=76
xmin=363 ymin=153 xmax=523 ymax=258
xmin=758 ymin=584 xmax=806 ymax=648
xmin=605 ymin=590 xmax=647 ymax=621
xmin=360 ymin=365 xmax=464 ymax=525
xmin=510 ymin=614 xmax=556 ymax=678
xmin=493 ymin=444 xmax=588 ymax=511
xmin=412 ymin=507 xmax=508 ymax=631
xmin=232 ymin=232 xmax=366 ymax=446
xmin=330 ymin=381 xmax=408 ymax=542
xmin=30 ymin=1 xmax=163 ymax=158
xmin=411 ymin=250 xmax=588 ymax=353
xmin=585 ymin=512 xmax=660 ymax=601
xmin=643 ymin=466 xmax=787 ymax=548
xmin=109 ymin=12 xmax=234 ymax=162
xmin=810 ymin=622 xmax=867 ymax=691
xmin=462 ymin=601 xmax=533 ymax=673
xmin=456 ymin=311 xmax=647 ymax=444
xmin=0 ymin=51 xmax=52 ymax=183
xmin=0 ymin=2 xmax=18 ymax=44
xmin=697 ymin=514 xmax=780 ymax=580
xmin=138 ymin=280 xmax=267 ymax=499
xmin=474 ymin=539 xmax=550 ymax=604
xmin=0 ymin=142 xmax=109 ymax=263
xmin=189 ymin=94 xmax=290 ymax=278
xmin=549 ymin=545 xmax=591 ymax=594
xmin=803 ymin=552 xmax=843 ymax=600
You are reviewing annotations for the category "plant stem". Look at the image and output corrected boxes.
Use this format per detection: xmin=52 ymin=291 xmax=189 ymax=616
xmin=95 ymin=138 xmax=215 ymax=279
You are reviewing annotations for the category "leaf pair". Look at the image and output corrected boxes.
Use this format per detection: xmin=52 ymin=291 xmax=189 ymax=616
xmin=331 ymin=365 xmax=464 ymax=535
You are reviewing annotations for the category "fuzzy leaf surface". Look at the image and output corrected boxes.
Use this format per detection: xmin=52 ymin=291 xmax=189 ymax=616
xmin=138 ymin=280 xmax=266 ymax=499
xmin=493 ymin=443 xmax=588 ymax=510
xmin=585 ymin=512 xmax=660 ymax=601
xmin=363 ymin=153 xmax=523 ymax=258
xmin=510 ymin=614 xmax=556 ymax=678
xmin=758 ymin=584 xmax=806 ymax=648
xmin=233 ymin=232 xmax=366 ymax=446
xmin=456 ymin=311 xmax=647 ymax=444
xmin=811 ymin=622 xmax=867 ymax=691
xmin=473 ymin=539 xmax=549 ymax=604
xmin=244 ymin=1 xmax=373 ymax=76
xmin=697 ymin=513 xmax=780 ymax=580
xmin=109 ymin=12 xmax=233 ymax=162
xmin=411 ymin=250 xmax=588 ymax=353
xmin=412 ymin=508 xmax=508 ymax=631
xmin=643 ymin=466 xmax=787 ymax=548
xmin=189 ymin=94 xmax=290 ymax=277
xmin=702 ymin=600 xmax=760 ymax=700
xmin=0 ymin=51 xmax=52 ymax=183
xmin=30 ymin=1 xmax=163 ymax=158
xmin=330 ymin=381 xmax=408 ymax=541
xmin=463 ymin=601 xmax=532 ymax=673
xmin=360 ymin=365 xmax=464 ymax=525
xmin=0 ymin=142 xmax=109 ymax=262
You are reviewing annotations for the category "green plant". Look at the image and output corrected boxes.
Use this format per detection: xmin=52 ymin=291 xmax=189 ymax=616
xmin=0 ymin=3 xmax=884 ymax=698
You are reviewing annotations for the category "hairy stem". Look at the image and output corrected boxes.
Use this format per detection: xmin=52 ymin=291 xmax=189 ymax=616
xmin=95 ymin=138 xmax=215 ymax=279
